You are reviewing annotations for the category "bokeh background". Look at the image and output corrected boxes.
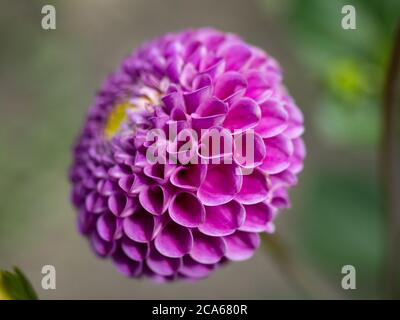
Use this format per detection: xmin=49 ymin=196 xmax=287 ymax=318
xmin=0 ymin=0 xmax=399 ymax=299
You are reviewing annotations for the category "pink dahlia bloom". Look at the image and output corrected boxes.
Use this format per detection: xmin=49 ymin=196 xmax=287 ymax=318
xmin=70 ymin=28 xmax=305 ymax=281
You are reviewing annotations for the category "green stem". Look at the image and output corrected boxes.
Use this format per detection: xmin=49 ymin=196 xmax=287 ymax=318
xmin=262 ymin=233 xmax=340 ymax=299
xmin=382 ymin=24 xmax=400 ymax=299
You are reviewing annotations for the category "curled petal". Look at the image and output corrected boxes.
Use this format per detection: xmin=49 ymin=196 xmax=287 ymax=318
xmin=198 ymin=127 xmax=233 ymax=160
xmin=121 ymin=236 xmax=149 ymax=261
xmin=180 ymin=63 xmax=197 ymax=88
xmin=146 ymin=248 xmax=181 ymax=276
xmin=90 ymin=231 xmax=115 ymax=257
xmin=271 ymin=187 xmax=290 ymax=208
xmin=240 ymin=202 xmax=273 ymax=232
xmin=190 ymin=231 xmax=226 ymax=264
xmin=77 ymin=208 xmax=96 ymax=235
xmin=288 ymin=137 xmax=306 ymax=174
xmin=191 ymin=98 xmax=227 ymax=131
xmin=256 ymin=99 xmax=288 ymax=138
xmin=97 ymin=179 xmax=118 ymax=196
xmin=214 ymin=71 xmax=246 ymax=102
xmin=223 ymin=231 xmax=260 ymax=261
xmin=108 ymin=193 xmax=139 ymax=217
xmin=233 ymin=131 xmax=266 ymax=168
xmin=161 ymin=90 xmax=184 ymax=114
xmin=85 ymin=192 xmax=107 ymax=214
xmin=260 ymin=136 xmax=293 ymax=174
xmin=223 ymin=98 xmax=261 ymax=131
xmin=143 ymin=163 xmax=169 ymax=184
xmin=201 ymin=57 xmax=225 ymax=79
xmin=183 ymin=85 xmax=212 ymax=115
xmin=171 ymin=192 xmax=205 ymax=227
xmin=118 ymin=174 xmax=148 ymax=195
xmin=179 ymin=256 xmax=215 ymax=279
xmin=283 ymin=100 xmax=304 ymax=138
xmin=197 ymin=163 xmax=242 ymax=206
xmin=154 ymin=222 xmax=193 ymax=258
xmin=219 ymin=43 xmax=252 ymax=71
xmin=166 ymin=56 xmax=183 ymax=83
xmin=123 ymin=210 xmax=162 ymax=243
xmin=112 ymin=248 xmax=143 ymax=277
xmin=235 ymin=168 xmax=269 ymax=205
xmin=170 ymin=163 xmax=207 ymax=190
xmin=139 ymin=185 xmax=172 ymax=215
xmin=199 ymin=200 xmax=245 ymax=236
xmin=108 ymin=164 xmax=132 ymax=180
xmin=96 ymin=212 xmax=122 ymax=241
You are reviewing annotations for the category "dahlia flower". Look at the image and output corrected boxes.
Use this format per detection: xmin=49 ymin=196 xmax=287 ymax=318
xmin=70 ymin=28 xmax=305 ymax=281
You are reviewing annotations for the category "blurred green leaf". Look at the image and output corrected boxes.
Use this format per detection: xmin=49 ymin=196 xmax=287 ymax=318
xmin=0 ymin=267 xmax=38 ymax=300
xmin=301 ymin=169 xmax=383 ymax=297
xmin=316 ymin=97 xmax=380 ymax=146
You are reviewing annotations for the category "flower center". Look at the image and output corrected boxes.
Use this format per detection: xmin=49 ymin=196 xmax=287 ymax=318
xmin=104 ymin=101 xmax=136 ymax=139
xmin=104 ymin=85 xmax=163 ymax=139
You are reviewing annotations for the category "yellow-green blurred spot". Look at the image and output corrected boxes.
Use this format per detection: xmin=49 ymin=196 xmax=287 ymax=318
xmin=0 ymin=267 xmax=38 ymax=300
xmin=0 ymin=274 xmax=11 ymax=300
xmin=326 ymin=60 xmax=370 ymax=103
xmin=104 ymin=101 xmax=135 ymax=138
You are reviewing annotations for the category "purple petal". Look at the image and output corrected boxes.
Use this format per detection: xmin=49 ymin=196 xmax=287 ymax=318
xmin=260 ymin=136 xmax=294 ymax=174
xmin=192 ymin=73 xmax=212 ymax=90
xmin=112 ymin=248 xmax=143 ymax=277
xmin=108 ymin=193 xmax=139 ymax=217
xmin=235 ymin=168 xmax=269 ymax=205
xmin=288 ymin=137 xmax=306 ymax=174
xmin=161 ymin=90 xmax=185 ymax=114
xmin=201 ymin=58 xmax=225 ymax=79
xmin=199 ymin=200 xmax=245 ymax=236
xmin=233 ymin=131 xmax=266 ymax=168
xmin=85 ymin=191 xmax=107 ymax=214
xmin=191 ymin=98 xmax=227 ymax=131
xmin=118 ymin=174 xmax=147 ymax=195
xmin=183 ymin=85 xmax=212 ymax=114
xmin=197 ymin=163 xmax=242 ymax=206
xmin=283 ymin=99 xmax=304 ymax=138
xmin=270 ymin=170 xmax=298 ymax=189
xmin=146 ymin=248 xmax=181 ymax=276
xmin=90 ymin=231 xmax=115 ymax=257
xmin=96 ymin=212 xmax=122 ymax=241
xmin=198 ymin=127 xmax=233 ymax=160
xmin=139 ymin=185 xmax=171 ymax=215
xmin=179 ymin=256 xmax=215 ymax=279
xmin=214 ymin=71 xmax=247 ymax=101
xmin=121 ymin=236 xmax=148 ymax=261
xmin=154 ymin=222 xmax=193 ymax=258
xmin=271 ymin=187 xmax=290 ymax=208
xmin=190 ymin=231 xmax=226 ymax=264
xmin=77 ymin=208 xmax=96 ymax=235
xmin=240 ymin=202 xmax=273 ymax=232
xmin=180 ymin=63 xmax=197 ymax=88
xmin=143 ymin=163 xmax=168 ymax=184
xmin=97 ymin=179 xmax=118 ymax=196
xmin=255 ymin=99 xmax=288 ymax=138
xmin=166 ymin=56 xmax=183 ymax=83
xmin=123 ymin=210 xmax=161 ymax=243
xmin=223 ymin=231 xmax=260 ymax=261
xmin=170 ymin=163 xmax=207 ymax=190
xmin=245 ymin=70 xmax=278 ymax=100
xmin=219 ymin=43 xmax=252 ymax=70
xmin=197 ymin=97 xmax=227 ymax=117
xmin=108 ymin=164 xmax=132 ymax=180
xmin=223 ymin=98 xmax=261 ymax=131
xmin=169 ymin=192 xmax=205 ymax=227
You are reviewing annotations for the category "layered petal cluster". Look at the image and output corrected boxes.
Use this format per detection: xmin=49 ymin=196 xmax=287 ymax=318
xmin=70 ymin=28 xmax=305 ymax=281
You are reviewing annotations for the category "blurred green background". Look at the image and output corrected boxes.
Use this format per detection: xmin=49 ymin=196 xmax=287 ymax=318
xmin=0 ymin=0 xmax=398 ymax=299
